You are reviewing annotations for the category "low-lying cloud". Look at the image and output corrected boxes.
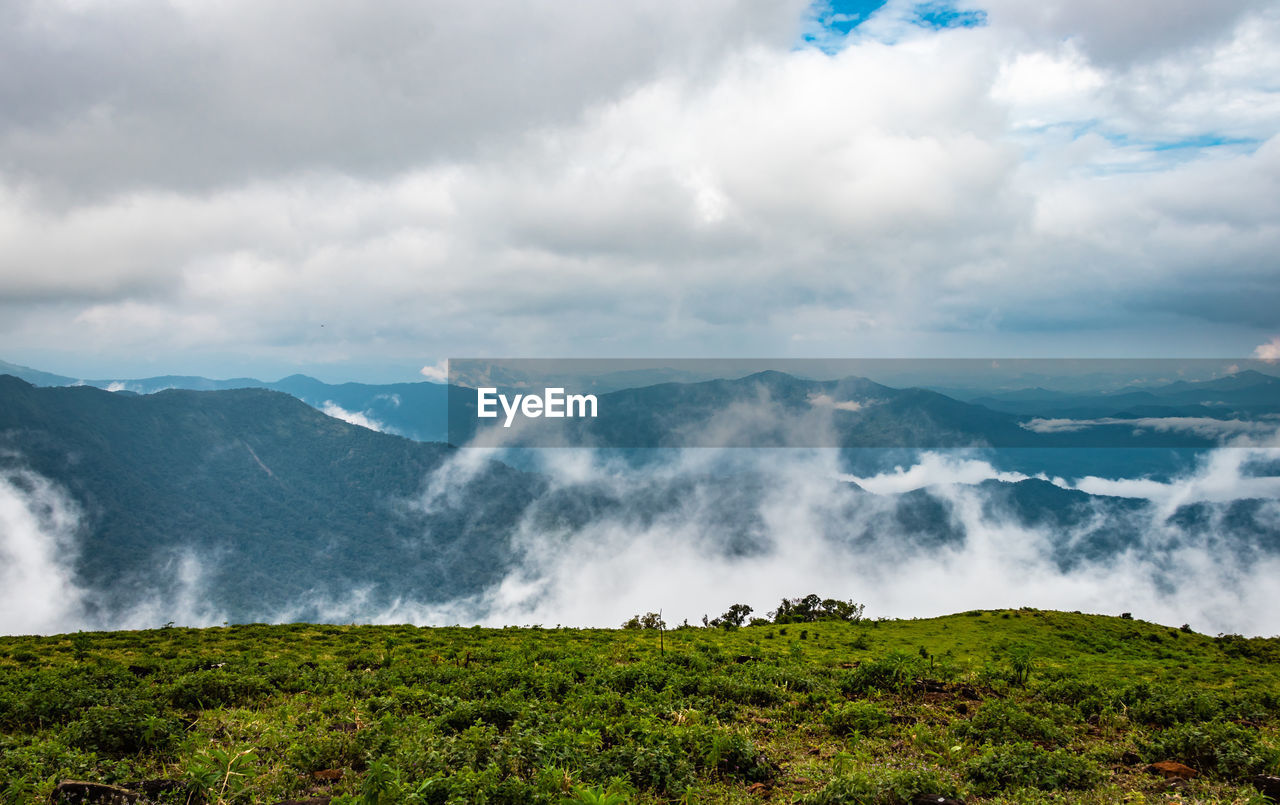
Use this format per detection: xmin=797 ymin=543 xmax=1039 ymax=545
xmin=807 ymin=392 xmax=872 ymax=412
xmin=1021 ymin=416 xmax=1280 ymax=443
xmin=5 ymin=444 xmax=1278 ymax=638
xmin=840 ymin=452 xmax=1034 ymax=493
xmin=320 ymin=400 xmax=387 ymax=432
xmin=0 ymin=465 xmax=86 ymax=634
xmin=323 ymin=443 xmax=1280 ymax=636
xmin=1256 ymin=336 xmax=1280 ymax=362
xmin=0 ymin=462 xmax=225 ymax=635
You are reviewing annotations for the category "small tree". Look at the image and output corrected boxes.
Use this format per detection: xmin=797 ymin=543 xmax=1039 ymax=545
xmin=822 ymin=598 xmax=866 ymax=623
xmin=708 ymin=603 xmax=753 ymax=629
xmin=622 ymin=612 xmax=666 ymax=630
xmin=71 ymin=632 xmax=92 ymax=662
xmin=770 ymin=594 xmax=864 ymax=624
xmin=1006 ymin=644 xmax=1034 ymax=686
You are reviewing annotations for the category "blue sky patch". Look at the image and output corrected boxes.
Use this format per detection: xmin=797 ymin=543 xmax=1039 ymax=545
xmin=1035 ymin=122 xmax=1260 ymax=155
xmin=1147 ymin=134 xmax=1260 ymax=152
xmin=822 ymin=0 xmax=891 ymax=33
xmin=801 ymin=0 xmax=987 ymax=51
xmin=910 ymin=1 xmax=988 ymax=29
xmin=1051 ymin=126 xmax=1265 ymax=176
xmin=1090 ymin=128 xmax=1260 ymax=154
xmin=800 ymin=0 xmax=890 ymax=51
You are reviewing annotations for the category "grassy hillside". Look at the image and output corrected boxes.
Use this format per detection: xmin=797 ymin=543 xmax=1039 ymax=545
xmin=2 ymin=610 xmax=1278 ymax=804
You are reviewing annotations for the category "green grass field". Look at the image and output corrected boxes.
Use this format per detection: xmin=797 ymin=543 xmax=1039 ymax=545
xmin=2 ymin=609 xmax=1278 ymax=804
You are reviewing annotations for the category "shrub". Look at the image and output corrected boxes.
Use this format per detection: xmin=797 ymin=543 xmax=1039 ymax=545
xmin=187 ymin=747 xmax=258 ymax=805
xmin=825 ymin=701 xmax=891 ymax=737
xmin=1034 ymin=675 xmax=1105 ymax=701
xmin=168 ymin=669 xmax=270 ymax=710
xmin=1215 ymin=634 xmax=1280 ymax=662
xmin=587 ymin=741 xmax=691 ymax=795
xmin=802 ymin=767 xmax=960 ymax=805
xmin=65 ymin=702 xmax=181 ymax=757
xmin=604 ymin=663 xmax=670 ymax=695
xmin=841 ymin=652 xmax=928 ymax=695
xmin=561 ymin=783 xmax=633 ymax=805
xmin=952 ymin=700 xmax=1071 ymax=747
xmin=965 ymin=742 xmax=1103 ymax=794
xmin=1117 ymin=683 xmax=1221 ymax=727
xmin=438 ymin=699 xmax=521 ymax=733
xmin=1034 ymin=677 xmax=1106 ymax=718
xmin=702 ymin=732 xmax=776 ymax=784
xmin=1142 ymin=720 xmax=1279 ymax=778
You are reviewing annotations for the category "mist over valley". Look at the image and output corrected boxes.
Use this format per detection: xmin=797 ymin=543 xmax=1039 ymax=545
xmin=3 ymin=364 xmax=1278 ymax=636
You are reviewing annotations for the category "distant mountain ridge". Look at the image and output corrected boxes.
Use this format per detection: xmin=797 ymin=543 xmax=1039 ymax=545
xmin=0 ymin=361 xmax=451 ymax=442
xmin=6 ymin=359 xmax=1280 ymax=451
xmin=970 ymin=369 xmax=1280 ymax=418
xmin=0 ymin=375 xmax=537 ymax=623
xmin=0 ymin=359 xmax=77 ymax=387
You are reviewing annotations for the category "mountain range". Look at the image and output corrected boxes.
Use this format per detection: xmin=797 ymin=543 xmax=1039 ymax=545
xmin=7 ymin=359 xmax=1280 ymax=450
xmin=450 ymin=369 xmax=1280 ymax=450
xmin=968 ymin=369 xmax=1280 ymax=418
xmin=0 ymin=359 xmax=450 ymax=442
xmin=3 ymin=363 xmax=1280 ymax=625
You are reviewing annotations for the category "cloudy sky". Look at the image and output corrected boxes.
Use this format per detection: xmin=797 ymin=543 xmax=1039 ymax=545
xmin=2 ymin=0 xmax=1278 ymax=382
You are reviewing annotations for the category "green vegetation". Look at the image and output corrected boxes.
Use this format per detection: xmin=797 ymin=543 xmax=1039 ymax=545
xmin=2 ymin=609 xmax=1278 ymax=804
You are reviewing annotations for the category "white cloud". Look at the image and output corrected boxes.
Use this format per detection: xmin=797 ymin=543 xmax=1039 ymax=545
xmin=364 ymin=444 xmax=1280 ymax=635
xmin=1072 ymin=447 xmax=1280 ymax=513
xmin=1 ymin=0 xmax=810 ymax=200
xmin=6 ymin=438 xmax=1279 ymax=636
xmin=841 ymin=451 xmax=1031 ymax=493
xmin=807 ymin=392 xmax=867 ymax=412
xmin=990 ymin=45 xmax=1105 ymax=129
xmin=1255 ymin=337 xmax=1280 ymax=362
xmin=419 ymin=360 xmax=449 ymax=383
xmin=320 ymin=401 xmax=385 ymax=432
xmin=1020 ymin=416 xmax=1280 ymax=443
xmin=0 ymin=467 xmax=86 ymax=634
xmin=0 ymin=2 xmax=1277 ymax=374
xmin=980 ymin=0 xmax=1273 ymax=67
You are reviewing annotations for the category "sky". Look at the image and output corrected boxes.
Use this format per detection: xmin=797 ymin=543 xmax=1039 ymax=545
xmin=2 ymin=0 xmax=1279 ymax=383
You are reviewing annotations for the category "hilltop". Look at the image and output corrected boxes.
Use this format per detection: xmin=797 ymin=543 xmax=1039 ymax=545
xmin=1 ymin=609 xmax=1277 ymax=803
